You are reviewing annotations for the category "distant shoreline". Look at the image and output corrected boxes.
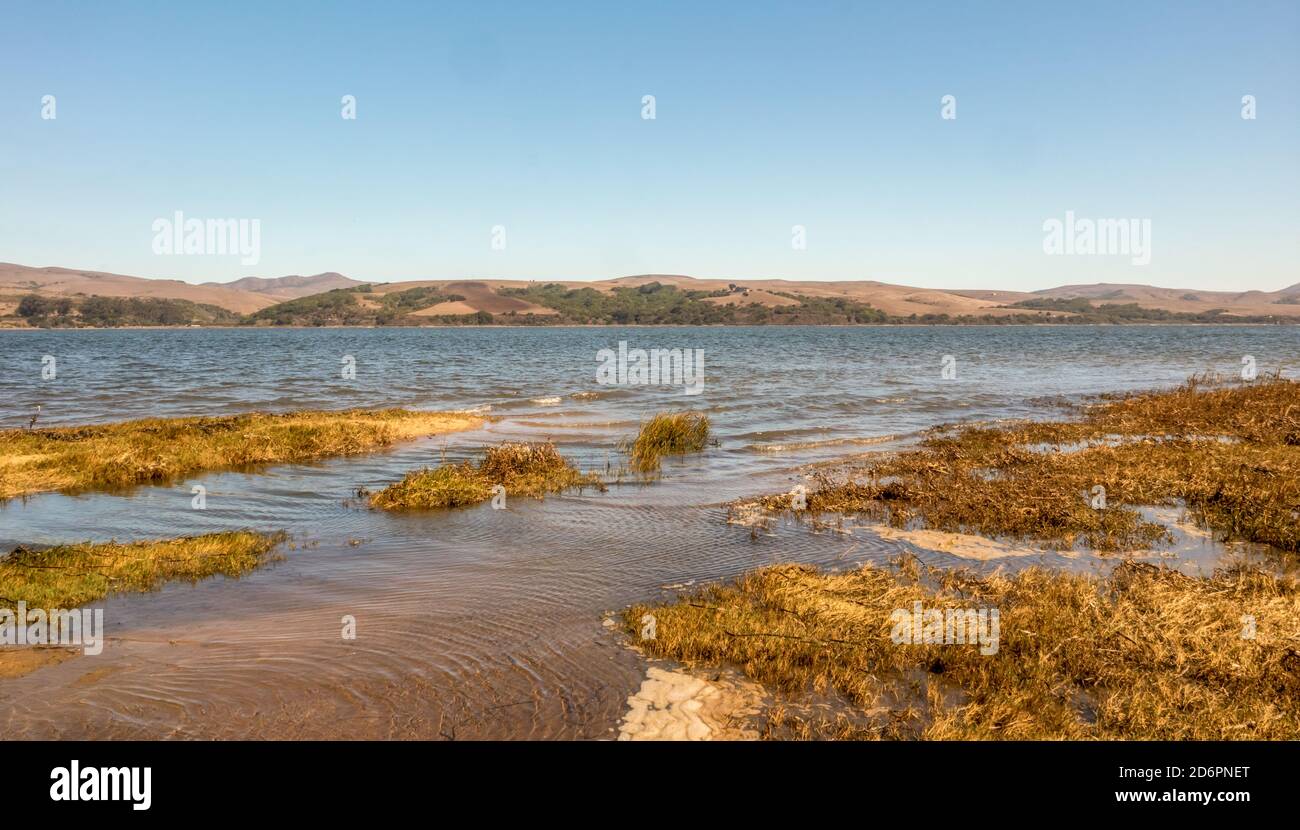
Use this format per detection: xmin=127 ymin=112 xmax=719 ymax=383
xmin=2 ymin=321 xmax=1298 ymax=331
xmin=7 ymin=266 xmax=1299 ymax=328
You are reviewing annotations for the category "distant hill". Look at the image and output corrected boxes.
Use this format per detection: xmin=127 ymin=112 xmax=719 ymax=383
xmin=0 ymin=264 xmax=368 ymax=314
xmin=205 ymin=272 xmax=367 ymax=299
xmin=3 ymin=263 xmax=1299 ymax=326
xmin=0 ymin=263 xmax=278 ymax=314
xmin=1026 ymin=283 xmax=1299 ymax=316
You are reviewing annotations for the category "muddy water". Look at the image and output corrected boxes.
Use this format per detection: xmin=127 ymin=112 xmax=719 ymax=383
xmin=0 ymin=326 xmax=1296 ymax=739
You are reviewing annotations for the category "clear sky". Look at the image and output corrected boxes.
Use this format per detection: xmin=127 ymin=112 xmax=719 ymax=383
xmin=1 ymin=0 xmax=1297 ymax=290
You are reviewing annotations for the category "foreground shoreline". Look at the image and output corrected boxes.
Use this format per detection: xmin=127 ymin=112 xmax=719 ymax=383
xmin=3 ymin=378 xmax=1298 ymax=740
xmin=3 ymin=321 xmax=1299 ymax=331
xmin=619 ymin=376 xmax=1300 ymax=739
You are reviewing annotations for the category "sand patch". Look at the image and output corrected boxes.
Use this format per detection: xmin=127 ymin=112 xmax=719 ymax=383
xmin=864 ymin=525 xmax=1044 ymax=560
xmin=383 ymin=412 xmax=484 ymax=440
xmin=0 ymin=647 xmax=80 ymax=679
xmin=862 ymin=509 xmax=1240 ymax=563
xmin=618 ymin=666 xmax=765 ymax=741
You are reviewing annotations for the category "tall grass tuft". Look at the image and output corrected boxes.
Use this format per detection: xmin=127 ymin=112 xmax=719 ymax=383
xmin=626 ymin=411 xmax=710 ymax=472
xmin=369 ymin=441 xmax=603 ymax=510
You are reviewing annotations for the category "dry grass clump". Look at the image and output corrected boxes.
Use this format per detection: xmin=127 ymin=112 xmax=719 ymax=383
xmin=369 ymin=441 xmax=603 ymax=510
xmin=625 ymin=411 xmax=710 ymax=472
xmin=1090 ymin=370 xmax=1299 ymax=443
xmin=0 ymin=409 xmax=484 ymax=500
xmin=0 ymin=531 xmax=286 ymax=611
xmin=762 ymin=377 xmax=1300 ymax=552
xmin=369 ymin=464 xmax=493 ymax=510
xmin=625 ymin=556 xmax=1300 ymax=740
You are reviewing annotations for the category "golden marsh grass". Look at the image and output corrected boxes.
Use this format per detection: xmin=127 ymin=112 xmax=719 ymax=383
xmin=761 ymin=376 xmax=1300 ymax=552
xmin=624 ymin=377 xmax=1300 ymax=739
xmin=625 ymin=556 xmax=1300 ymax=740
xmin=626 ymin=411 xmax=710 ymax=472
xmin=0 ymin=531 xmax=286 ymax=611
xmin=369 ymin=441 xmax=604 ymax=510
xmin=0 ymin=409 xmax=483 ymax=500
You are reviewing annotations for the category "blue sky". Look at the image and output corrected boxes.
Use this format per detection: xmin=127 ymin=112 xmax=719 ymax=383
xmin=1 ymin=0 xmax=1297 ymax=290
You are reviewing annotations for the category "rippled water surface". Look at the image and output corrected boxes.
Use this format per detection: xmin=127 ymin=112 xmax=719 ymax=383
xmin=1 ymin=326 xmax=1296 ymax=738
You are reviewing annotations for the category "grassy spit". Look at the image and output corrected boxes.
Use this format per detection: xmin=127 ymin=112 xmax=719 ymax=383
xmin=625 ymin=411 xmax=710 ymax=472
xmin=622 ymin=377 xmax=1300 ymax=739
xmin=0 ymin=409 xmax=484 ymax=500
xmin=760 ymin=376 xmax=1300 ymax=552
xmin=369 ymin=441 xmax=604 ymax=510
xmin=624 ymin=556 xmax=1300 ymax=739
xmin=0 ymin=531 xmax=286 ymax=611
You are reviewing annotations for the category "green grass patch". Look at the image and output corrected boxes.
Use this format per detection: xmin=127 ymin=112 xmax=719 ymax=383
xmin=0 ymin=531 xmax=286 ymax=611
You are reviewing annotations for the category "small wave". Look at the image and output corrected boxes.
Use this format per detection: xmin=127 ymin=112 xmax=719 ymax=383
xmin=746 ymin=434 xmax=901 ymax=454
xmin=511 ymin=418 xmax=638 ymax=428
xmin=531 ymin=396 xmax=562 ymax=405
xmin=568 ymin=388 xmax=637 ymax=401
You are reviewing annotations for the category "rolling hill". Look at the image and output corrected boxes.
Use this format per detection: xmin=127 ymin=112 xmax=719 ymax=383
xmin=3 ymin=262 xmax=1299 ymax=326
xmin=1023 ymin=283 xmax=1300 ymax=316
xmin=205 ymin=272 xmax=366 ymax=299
xmin=0 ymin=263 xmax=281 ymax=314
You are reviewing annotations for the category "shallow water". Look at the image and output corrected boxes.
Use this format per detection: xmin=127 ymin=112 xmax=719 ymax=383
xmin=0 ymin=325 xmax=1296 ymax=738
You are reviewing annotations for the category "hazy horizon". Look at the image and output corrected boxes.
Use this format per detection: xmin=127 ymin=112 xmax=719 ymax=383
xmin=2 ymin=0 xmax=1297 ymax=291
xmin=6 ymin=259 xmax=1300 ymax=296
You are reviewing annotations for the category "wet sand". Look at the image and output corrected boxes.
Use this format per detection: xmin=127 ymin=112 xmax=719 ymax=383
xmin=618 ymin=666 xmax=766 ymax=741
